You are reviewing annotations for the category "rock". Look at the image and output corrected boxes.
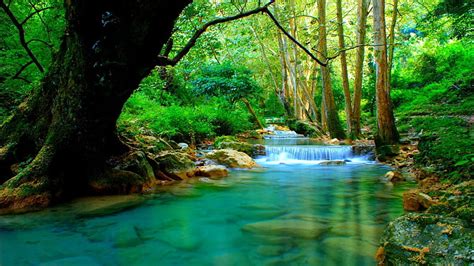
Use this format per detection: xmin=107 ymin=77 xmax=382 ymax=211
xmin=195 ymin=165 xmax=228 ymax=179
xmin=318 ymin=160 xmax=346 ymax=166
xmin=352 ymin=144 xmax=375 ymax=156
xmin=378 ymin=213 xmax=474 ymax=265
xmin=112 ymin=151 xmax=155 ymax=180
xmin=253 ymin=144 xmax=266 ymax=156
xmin=40 ymin=256 xmax=101 ymax=266
xmin=73 ymin=195 xmax=144 ymax=218
xmin=376 ymin=145 xmax=400 ymax=161
xmin=153 ymin=151 xmax=196 ymax=180
xmin=217 ymin=141 xmax=254 ymax=156
xmin=328 ymin=138 xmax=340 ymax=145
xmin=242 ymin=219 xmax=330 ymax=239
xmin=385 ymin=171 xmax=405 ymax=182
xmin=177 ymin=143 xmax=189 ymax=150
xmin=206 ymin=149 xmax=257 ymax=168
xmin=403 ymin=190 xmax=435 ymax=211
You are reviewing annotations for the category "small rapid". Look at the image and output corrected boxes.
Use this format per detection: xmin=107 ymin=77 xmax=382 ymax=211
xmin=265 ymin=145 xmax=353 ymax=161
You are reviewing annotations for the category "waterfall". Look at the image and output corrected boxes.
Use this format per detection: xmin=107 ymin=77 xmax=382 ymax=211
xmin=263 ymin=145 xmax=353 ymax=162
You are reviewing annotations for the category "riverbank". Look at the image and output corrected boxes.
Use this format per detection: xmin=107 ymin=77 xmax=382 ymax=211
xmin=374 ymin=120 xmax=473 ymax=265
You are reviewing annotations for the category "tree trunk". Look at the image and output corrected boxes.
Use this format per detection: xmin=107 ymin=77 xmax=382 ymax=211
xmin=336 ymin=0 xmax=353 ymax=137
xmin=351 ymin=0 xmax=369 ymax=137
xmin=0 ymin=0 xmax=192 ymax=210
xmin=387 ymin=0 xmax=399 ymax=87
xmin=242 ymin=98 xmax=264 ymax=129
xmin=317 ymin=0 xmax=345 ymax=139
xmin=373 ymin=0 xmax=399 ymax=146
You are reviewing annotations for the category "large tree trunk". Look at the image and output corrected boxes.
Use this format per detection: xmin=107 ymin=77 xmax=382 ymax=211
xmin=336 ymin=0 xmax=353 ymax=137
xmin=373 ymin=0 xmax=399 ymax=147
xmin=351 ymin=0 xmax=369 ymax=137
xmin=0 ymin=0 xmax=192 ymax=211
xmin=317 ymin=0 xmax=345 ymax=139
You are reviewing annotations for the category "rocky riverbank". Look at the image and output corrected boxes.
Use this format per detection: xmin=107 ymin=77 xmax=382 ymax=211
xmin=375 ymin=138 xmax=473 ymax=265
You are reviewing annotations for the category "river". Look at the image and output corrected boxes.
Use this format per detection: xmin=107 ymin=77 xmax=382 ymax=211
xmin=0 ymin=139 xmax=412 ymax=265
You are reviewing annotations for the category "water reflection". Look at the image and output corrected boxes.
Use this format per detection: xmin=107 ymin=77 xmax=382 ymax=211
xmin=0 ymin=158 xmax=412 ymax=265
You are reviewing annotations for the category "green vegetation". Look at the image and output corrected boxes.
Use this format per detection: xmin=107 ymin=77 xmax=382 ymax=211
xmin=392 ymin=38 xmax=473 ymax=181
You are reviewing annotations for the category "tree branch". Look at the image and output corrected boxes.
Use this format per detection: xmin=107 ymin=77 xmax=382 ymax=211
xmin=20 ymin=6 xmax=54 ymax=25
xmin=156 ymin=0 xmax=276 ymax=66
xmin=263 ymin=9 xmax=327 ymax=66
xmin=12 ymin=61 xmax=33 ymax=83
xmin=0 ymin=1 xmax=44 ymax=73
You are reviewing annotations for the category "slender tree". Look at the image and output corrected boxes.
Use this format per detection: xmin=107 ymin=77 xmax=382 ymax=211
xmin=317 ymin=0 xmax=345 ymax=139
xmin=373 ymin=0 xmax=399 ymax=146
xmin=336 ymin=0 xmax=353 ymax=136
xmin=352 ymin=0 xmax=369 ymax=137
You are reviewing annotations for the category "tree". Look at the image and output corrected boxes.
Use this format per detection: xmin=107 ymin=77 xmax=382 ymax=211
xmin=0 ymin=1 xmax=194 ymax=210
xmin=317 ymin=0 xmax=345 ymax=139
xmin=351 ymin=0 xmax=369 ymax=137
xmin=373 ymin=0 xmax=399 ymax=147
xmin=336 ymin=0 xmax=353 ymax=136
xmin=192 ymin=63 xmax=264 ymax=129
xmin=0 ymin=0 xmax=279 ymax=211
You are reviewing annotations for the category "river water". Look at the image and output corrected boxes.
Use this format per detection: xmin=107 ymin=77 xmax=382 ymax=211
xmin=0 ymin=140 xmax=411 ymax=265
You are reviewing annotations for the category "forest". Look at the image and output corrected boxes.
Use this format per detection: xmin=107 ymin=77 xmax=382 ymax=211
xmin=0 ymin=0 xmax=472 ymax=265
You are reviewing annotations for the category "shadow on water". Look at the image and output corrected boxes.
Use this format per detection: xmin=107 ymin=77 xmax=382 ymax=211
xmin=0 ymin=140 xmax=414 ymax=265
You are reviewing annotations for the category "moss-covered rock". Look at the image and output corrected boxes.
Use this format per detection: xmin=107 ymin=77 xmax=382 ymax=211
xmin=206 ymin=149 xmax=257 ymax=168
xmin=153 ymin=151 xmax=196 ymax=180
xmin=287 ymin=119 xmax=321 ymax=137
xmin=378 ymin=213 xmax=473 ymax=265
xmin=217 ymin=141 xmax=254 ymax=156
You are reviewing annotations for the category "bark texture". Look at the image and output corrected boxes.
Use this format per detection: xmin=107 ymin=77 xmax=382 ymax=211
xmin=351 ymin=0 xmax=369 ymax=137
xmin=336 ymin=0 xmax=353 ymax=136
xmin=317 ymin=0 xmax=345 ymax=139
xmin=373 ymin=0 xmax=399 ymax=147
xmin=0 ymin=0 xmax=192 ymax=211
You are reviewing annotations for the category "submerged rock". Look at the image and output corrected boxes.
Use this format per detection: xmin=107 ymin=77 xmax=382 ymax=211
xmin=242 ymin=219 xmax=330 ymax=239
xmin=206 ymin=149 xmax=258 ymax=168
xmin=318 ymin=160 xmax=346 ymax=166
xmin=195 ymin=165 xmax=228 ymax=179
xmin=378 ymin=213 xmax=474 ymax=265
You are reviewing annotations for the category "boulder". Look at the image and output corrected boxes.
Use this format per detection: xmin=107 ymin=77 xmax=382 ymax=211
xmin=152 ymin=151 xmax=196 ymax=180
xmin=403 ymin=190 xmax=435 ymax=211
xmin=378 ymin=213 xmax=473 ymax=265
xmin=318 ymin=160 xmax=346 ymax=166
xmin=88 ymin=151 xmax=155 ymax=194
xmin=352 ymin=144 xmax=375 ymax=156
xmin=195 ymin=165 xmax=228 ymax=179
xmin=385 ymin=171 xmax=405 ymax=182
xmin=206 ymin=149 xmax=258 ymax=168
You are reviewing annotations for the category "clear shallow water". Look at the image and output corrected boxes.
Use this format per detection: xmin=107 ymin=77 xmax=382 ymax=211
xmin=0 ymin=150 xmax=411 ymax=266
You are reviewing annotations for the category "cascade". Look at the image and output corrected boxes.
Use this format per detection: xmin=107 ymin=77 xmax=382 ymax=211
xmin=264 ymin=145 xmax=353 ymax=161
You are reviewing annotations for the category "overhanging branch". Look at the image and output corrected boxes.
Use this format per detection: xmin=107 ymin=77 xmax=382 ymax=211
xmin=157 ymin=0 xmax=275 ymax=66
xmin=0 ymin=1 xmax=45 ymax=73
xmin=21 ymin=6 xmax=54 ymax=25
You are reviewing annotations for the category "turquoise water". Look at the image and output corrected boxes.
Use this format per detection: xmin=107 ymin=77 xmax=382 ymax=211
xmin=0 ymin=151 xmax=411 ymax=265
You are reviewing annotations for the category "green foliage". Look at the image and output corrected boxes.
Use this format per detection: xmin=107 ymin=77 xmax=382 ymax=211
xmin=118 ymin=92 xmax=253 ymax=144
xmin=192 ymin=62 xmax=262 ymax=104
xmin=392 ymin=40 xmax=474 ymax=115
xmin=410 ymin=117 xmax=473 ymax=181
